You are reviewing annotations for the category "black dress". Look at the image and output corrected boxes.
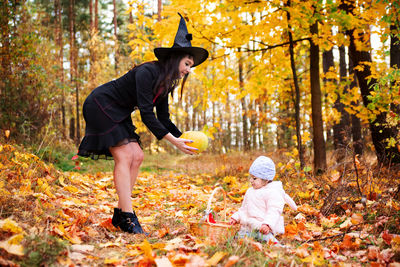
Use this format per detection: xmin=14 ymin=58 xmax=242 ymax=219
xmin=78 ymin=62 xmax=182 ymax=159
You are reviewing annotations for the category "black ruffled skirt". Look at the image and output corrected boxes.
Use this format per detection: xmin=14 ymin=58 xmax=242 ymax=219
xmin=78 ymin=98 xmax=140 ymax=160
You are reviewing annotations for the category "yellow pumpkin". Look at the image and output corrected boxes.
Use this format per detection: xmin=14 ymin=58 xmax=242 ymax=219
xmin=180 ymin=131 xmax=209 ymax=153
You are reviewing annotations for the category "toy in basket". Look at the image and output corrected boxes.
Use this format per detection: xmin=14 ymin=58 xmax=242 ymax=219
xmin=189 ymin=187 xmax=239 ymax=244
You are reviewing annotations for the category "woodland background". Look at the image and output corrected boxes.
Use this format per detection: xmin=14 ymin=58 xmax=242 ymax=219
xmin=1 ymin=0 xmax=400 ymax=266
xmin=1 ymin=0 xmax=400 ymax=171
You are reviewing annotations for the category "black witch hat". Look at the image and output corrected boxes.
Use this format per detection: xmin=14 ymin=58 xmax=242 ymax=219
xmin=154 ymin=13 xmax=209 ymax=67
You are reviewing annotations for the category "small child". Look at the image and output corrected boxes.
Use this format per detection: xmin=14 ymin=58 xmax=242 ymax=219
xmin=230 ymin=156 xmax=297 ymax=244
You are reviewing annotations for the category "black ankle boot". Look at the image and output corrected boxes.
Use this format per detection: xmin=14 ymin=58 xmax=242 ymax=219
xmin=131 ymin=210 xmax=144 ymax=234
xmin=112 ymin=208 xmax=121 ymax=228
xmin=119 ymin=211 xmax=144 ymax=234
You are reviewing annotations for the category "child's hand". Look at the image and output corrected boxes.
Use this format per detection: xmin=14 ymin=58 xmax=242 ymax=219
xmin=229 ymin=218 xmax=238 ymax=225
xmin=260 ymin=224 xmax=271 ymax=234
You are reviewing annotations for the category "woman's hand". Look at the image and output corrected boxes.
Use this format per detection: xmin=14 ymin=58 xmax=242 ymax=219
xmin=260 ymin=224 xmax=272 ymax=234
xmin=229 ymin=218 xmax=238 ymax=225
xmin=163 ymin=133 xmax=198 ymax=154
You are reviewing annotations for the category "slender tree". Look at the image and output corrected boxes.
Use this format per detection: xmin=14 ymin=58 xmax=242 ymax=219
xmin=332 ymin=44 xmax=350 ymax=159
xmin=113 ymin=0 xmax=119 ymax=72
xmin=310 ymin=20 xmax=327 ymax=173
xmin=286 ymin=0 xmax=305 ymax=168
xmin=348 ymin=55 xmax=363 ymax=156
xmin=55 ymin=0 xmax=66 ymax=137
xmin=238 ymin=48 xmax=250 ymax=151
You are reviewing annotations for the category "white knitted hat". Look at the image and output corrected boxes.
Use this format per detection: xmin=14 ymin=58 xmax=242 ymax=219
xmin=249 ymin=156 xmax=276 ymax=181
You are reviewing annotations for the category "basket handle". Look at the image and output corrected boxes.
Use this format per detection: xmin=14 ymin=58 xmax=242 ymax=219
xmin=205 ymin=187 xmax=227 ymax=224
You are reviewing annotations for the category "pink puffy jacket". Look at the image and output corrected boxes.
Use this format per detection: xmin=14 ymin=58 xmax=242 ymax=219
xmin=231 ymin=181 xmax=297 ymax=235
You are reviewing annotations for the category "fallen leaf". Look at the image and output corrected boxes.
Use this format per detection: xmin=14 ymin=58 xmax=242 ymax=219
xmin=155 ymin=256 xmax=173 ymax=267
xmin=368 ymin=246 xmax=379 ymax=260
xmin=207 ymin=251 xmax=227 ymax=266
xmin=0 ymin=236 xmax=24 ymax=256
xmin=139 ymin=239 xmax=155 ymax=263
xmin=382 ymin=230 xmax=393 ymax=245
xmin=156 ymin=227 xmax=169 ymax=238
xmin=250 ymin=240 xmax=263 ymax=251
xmin=186 ymin=255 xmax=206 ymax=267
xmin=69 ymin=252 xmax=86 ymax=261
xmin=224 ymin=255 xmax=240 ymax=267
xmin=71 ymin=244 xmax=94 ymax=253
xmin=392 ymin=235 xmax=400 ymax=251
xmin=330 ymin=171 xmax=340 ymax=182
xmin=351 ymin=213 xmax=363 ymax=224
xmin=339 ymin=218 xmax=352 ymax=229
xmin=0 ymin=218 xmax=23 ymax=234
xmin=301 ymin=251 xmax=325 ymax=266
xmin=340 ymin=234 xmax=360 ymax=250
xmin=0 ymin=256 xmax=19 ymax=267
xmin=378 ymin=248 xmax=394 ymax=263
xmin=295 ymin=245 xmax=310 ymax=258
xmin=298 ymin=204 xmax=319 ymax=216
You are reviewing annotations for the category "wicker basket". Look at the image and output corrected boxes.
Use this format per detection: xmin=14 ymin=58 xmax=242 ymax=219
xmin=189 ymin=187 xmax=239 ymax=244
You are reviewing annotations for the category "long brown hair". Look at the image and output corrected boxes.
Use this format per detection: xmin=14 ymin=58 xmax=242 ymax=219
xmin=153 ymin=51 xmax=192 ymax=100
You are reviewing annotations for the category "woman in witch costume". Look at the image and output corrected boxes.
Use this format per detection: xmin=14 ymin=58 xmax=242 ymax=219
xmin=77 ymin=13 xmax=208 ymax=234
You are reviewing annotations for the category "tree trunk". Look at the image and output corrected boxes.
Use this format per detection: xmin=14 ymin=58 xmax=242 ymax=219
xmin=69 ymin=0 xmax=75 ymax=141
xmin=55 ymin=0 xmax=66 ymax=138
xmin=238 ymin=48 xmax=250 ymax=151
xmin=157 ymin=0 xmax=162 ymax=21
xmin=69 ymin=0 xmax=80 ymax=144
xmin=332 ymin=45 xmax=350 ymax=159
xmin=322 ymin=48 xmax=334 ymax=149
xmin=390 ymin=25 xmax=400 ymax=69
xmin=310 ymin=21 xmax=327 ymax=173
xmin=348 ymin=55 xmax=363 ymax=156
xmin=390 ymin=21 xmax=400 ymax=115
xmin=113 ymin=0 xmax=119 ymax=72
xmin=286 ymin=0 xmax=305 ymax=168
xmin=344 ymin=0 xmax=400 ymax=164
xmin=94 ymin=0 xmax=98 ymax=31
xmin=225 ymin=94 xmax=232 ymax=151
xmin=0 ymin=1 xmax=11 ymax=117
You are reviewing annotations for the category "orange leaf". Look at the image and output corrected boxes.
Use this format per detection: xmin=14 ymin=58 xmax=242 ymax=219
xmin=100 ymin=218 xmax=117 ymax=231
xmin=249 ymin=241 xmax=263 ymax=251
xmin=351 ymin=213 xmax=364 ymax=224
xmin=295 ymin=245 xmax=310 ymax=258
xmin=156 ymin=227 xmax=169 ymax=238
xmin=382 ymin=230 xmax=393 ymax=245
xmin=169 ymin=253 xmax=190 ymax=265
xmin=284 ymin=223 xmax=298 ymax=237
xmin=139 ymin=239 xmax=154 ymax=263
xmin=224 ymin=255 xmax=240 ymax=267
xmin=298 ymin=204 xmax=319 ymax=216
xmin=340 ymin=234 xmax=359 ymax=251
xmin=368 ymin=246 xmax=379 ymax=260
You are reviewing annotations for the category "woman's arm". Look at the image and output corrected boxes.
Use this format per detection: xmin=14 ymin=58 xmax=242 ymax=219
xmin=163 ymin=133 xmax=197 ymax=154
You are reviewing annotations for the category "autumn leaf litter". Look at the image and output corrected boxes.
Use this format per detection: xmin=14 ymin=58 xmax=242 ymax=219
xmin=0 ymin=144 xmax=400 ymax=266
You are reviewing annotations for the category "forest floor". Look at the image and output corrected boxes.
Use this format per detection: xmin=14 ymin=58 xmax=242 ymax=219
xmin=0 ymin=143 xmax=400 ymax=266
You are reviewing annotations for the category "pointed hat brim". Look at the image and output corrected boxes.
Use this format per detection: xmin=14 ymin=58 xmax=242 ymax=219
xmin=154 ymin=46 xmax=209 ymax=67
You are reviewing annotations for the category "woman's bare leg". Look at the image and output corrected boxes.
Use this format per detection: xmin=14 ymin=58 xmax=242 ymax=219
xmin=110 ymin=142 xmax=142 ymax=212
xmin=128 ymin=142 xmax=144 ymax=190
